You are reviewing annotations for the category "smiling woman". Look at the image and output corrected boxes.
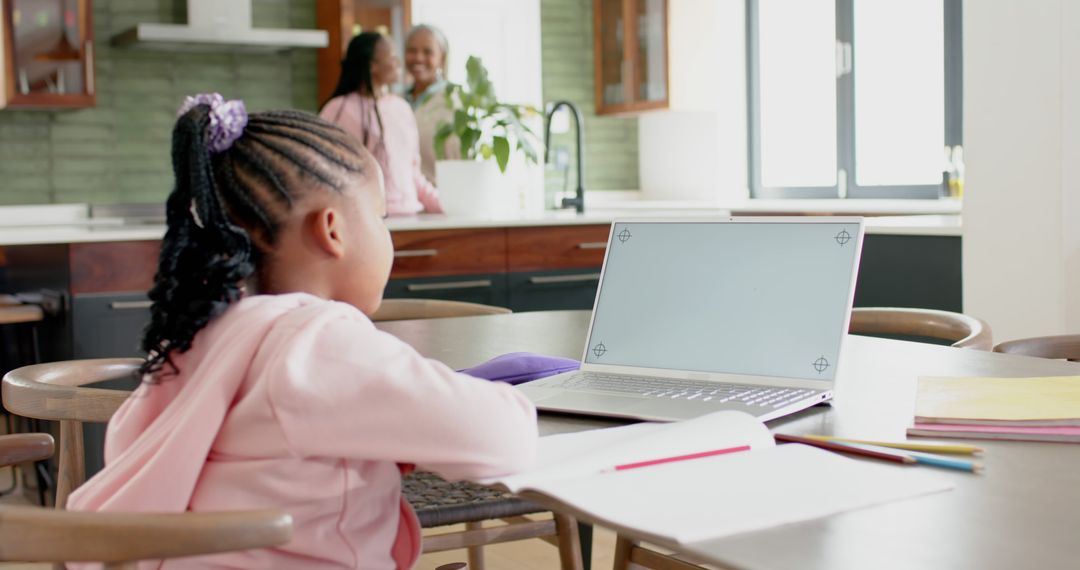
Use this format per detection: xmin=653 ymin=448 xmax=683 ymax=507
xmin=404 ymin=24 xmax=460 ymax=184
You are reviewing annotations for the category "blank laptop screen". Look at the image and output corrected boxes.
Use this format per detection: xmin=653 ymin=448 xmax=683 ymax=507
xmin=583 ymin=221 xmax=862 ymax=381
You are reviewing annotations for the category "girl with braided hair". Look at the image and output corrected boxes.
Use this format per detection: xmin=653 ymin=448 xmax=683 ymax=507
xmin=66 ymin=93 xmax=536 ymax=569
xmin=321 ymin=32 xmax=444 ymax=216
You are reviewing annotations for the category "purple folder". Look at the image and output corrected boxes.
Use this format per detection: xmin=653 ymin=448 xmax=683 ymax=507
xmin=458 ymin=352 xmax=580 ymax=385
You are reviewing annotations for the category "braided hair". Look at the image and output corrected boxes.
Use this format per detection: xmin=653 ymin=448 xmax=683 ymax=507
xmin=141 ymin=106 xmax=367 ymax=375
xmin=325 ymin=32 xmax=387 ymax=148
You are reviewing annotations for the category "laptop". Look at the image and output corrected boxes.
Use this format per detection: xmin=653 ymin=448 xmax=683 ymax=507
xmin=518 ymin=217 xmax=864 ymax=422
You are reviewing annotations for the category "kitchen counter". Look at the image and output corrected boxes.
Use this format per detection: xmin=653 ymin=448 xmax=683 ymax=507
xmin=0 ymin=204 xmax=962 ymax=246
xmin=384 ymin=211 xmax=961 ymax=236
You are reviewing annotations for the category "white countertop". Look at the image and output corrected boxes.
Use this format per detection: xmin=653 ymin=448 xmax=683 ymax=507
xmin=0 ymin=224 xmax=167 ymax=246
xmin=739 ymin=198 xmax=960 ymax=215
xmin=0 ymin=204 xmax=962 ymax=246
xmin=588 ymin=195 xmax=963 ymax=216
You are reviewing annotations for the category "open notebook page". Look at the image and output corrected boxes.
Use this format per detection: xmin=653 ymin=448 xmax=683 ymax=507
xmin=523 ymin=444 xmax=953 ymax=545
xmin=483 ymin=410 xmax=774 ymax=493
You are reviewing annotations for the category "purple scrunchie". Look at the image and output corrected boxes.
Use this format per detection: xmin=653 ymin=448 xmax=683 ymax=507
xmin=177 ymin=93 xmax=248 ymax=153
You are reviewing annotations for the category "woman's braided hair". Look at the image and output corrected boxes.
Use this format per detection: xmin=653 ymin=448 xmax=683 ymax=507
xmin=142 ymin=104 xmax=367 ymax=374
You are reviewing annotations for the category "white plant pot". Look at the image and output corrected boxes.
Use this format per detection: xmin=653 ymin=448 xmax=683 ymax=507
xmin=436 ymin=160 xmax=512 ymax=217
xmin=436 ymin=159 xmax=545 ymax=217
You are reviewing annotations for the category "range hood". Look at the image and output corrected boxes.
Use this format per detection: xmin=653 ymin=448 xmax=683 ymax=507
xmin=111 ymin=0 xmax=328 ymax=52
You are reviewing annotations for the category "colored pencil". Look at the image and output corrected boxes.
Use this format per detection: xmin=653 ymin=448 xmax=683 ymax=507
xmin=801 ymin=435 xmax=983 ymax=455
xmin=840 ymin=442 xmax=984 ymax=473
xmin=607 ymin=444 xmax=752 ymax=472
xmin=774 ymin=433 xmax=915 ymax=464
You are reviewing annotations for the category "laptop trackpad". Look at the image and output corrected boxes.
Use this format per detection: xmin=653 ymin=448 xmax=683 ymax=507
xmin=536 ymin=392 xmax=704 ymax=422
xmin=535 ymin=392 xmax=645 ymax=415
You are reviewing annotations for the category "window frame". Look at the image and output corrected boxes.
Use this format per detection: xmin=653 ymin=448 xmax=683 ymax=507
xmin=746 ymin=0 xmax=963 ymax=199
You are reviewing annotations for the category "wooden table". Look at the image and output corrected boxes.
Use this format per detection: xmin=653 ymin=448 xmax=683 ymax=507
xmin=377 ymin=311 xmax=1080 ymax=570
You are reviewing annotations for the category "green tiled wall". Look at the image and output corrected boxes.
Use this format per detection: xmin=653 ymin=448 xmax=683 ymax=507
xmin=0 ymin=0 xmax=318 ymax=205
xmin=541 ymin=0 xmax=639 ymax=191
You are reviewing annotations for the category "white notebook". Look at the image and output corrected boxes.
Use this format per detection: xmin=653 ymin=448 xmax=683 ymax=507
xmin=480 ymin=411 xmax=952 ymax=546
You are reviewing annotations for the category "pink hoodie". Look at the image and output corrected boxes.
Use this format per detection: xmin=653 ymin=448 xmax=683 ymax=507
xmin=320 ymin=93 xmax=443 ymax=216
xmin=67 ymin=293 xmax=537 ymax=569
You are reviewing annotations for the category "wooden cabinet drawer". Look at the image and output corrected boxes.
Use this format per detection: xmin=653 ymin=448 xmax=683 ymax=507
xmin=71 ymin=292 xmax=150 ymax=359
xmin=507 ymin=225 xmax=611 ymax=271
xmin=507 ymin=268 xmax=600 ymax=312
xmin=390 ymin=228 xmax=507 ymax=279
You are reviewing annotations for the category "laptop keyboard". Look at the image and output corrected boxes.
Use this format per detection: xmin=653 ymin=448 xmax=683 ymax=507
xmin=562 ymin=372 xmax=818 ymax=409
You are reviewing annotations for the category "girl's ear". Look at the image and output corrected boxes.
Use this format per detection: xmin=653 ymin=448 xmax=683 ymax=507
xmin=308 ymin=207 xmax=346 ymax=259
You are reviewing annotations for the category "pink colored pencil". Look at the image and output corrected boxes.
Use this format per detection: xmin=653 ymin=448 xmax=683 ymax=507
xmin=610 ymin=444 xmax=752 ymax=472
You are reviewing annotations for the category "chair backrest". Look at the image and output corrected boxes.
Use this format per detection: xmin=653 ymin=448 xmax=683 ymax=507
xmin=371 ymin=298 xmax=512 ymax=322
xmin=2 ymin=358 xmax=139 ymax=508
xmin=849 ymin=307 xmax=993 ymax=350
xmin=0 ymin=505 xmax=291 ymax=569
xmin=993 ymin=334 xmax=1080 ymax=362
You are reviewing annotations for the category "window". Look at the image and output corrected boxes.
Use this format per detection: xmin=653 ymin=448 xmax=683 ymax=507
xmin=747 ymin=0 xmax=962 ymax=199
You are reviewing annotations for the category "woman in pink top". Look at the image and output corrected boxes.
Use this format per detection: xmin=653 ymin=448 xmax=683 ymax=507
xmin=321 ymin=32 xmax=443 ymax=216
xmin=66 ymin=93 xmax=536 ymax=569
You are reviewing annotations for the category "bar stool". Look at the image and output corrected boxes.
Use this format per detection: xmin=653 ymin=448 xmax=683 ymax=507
xmin=0 ymin=295 xmax=47 ymax=500
xmin=0 ymin=294 xmax=45 ymax=361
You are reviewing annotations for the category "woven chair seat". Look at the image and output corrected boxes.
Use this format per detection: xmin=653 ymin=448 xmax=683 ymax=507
xmin=403 ymin=471 xmax=546 ymax=528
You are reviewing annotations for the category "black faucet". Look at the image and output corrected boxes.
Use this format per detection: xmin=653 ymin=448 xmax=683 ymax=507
xmin=544 ymin=100 xmax=585 ymax=213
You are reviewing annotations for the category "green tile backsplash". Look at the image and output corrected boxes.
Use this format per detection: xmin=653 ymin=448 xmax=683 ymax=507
xmin=0 ymin=0 xmax=317 ymax=205
xmin=541 ymin=0 xmax=639 ymax=191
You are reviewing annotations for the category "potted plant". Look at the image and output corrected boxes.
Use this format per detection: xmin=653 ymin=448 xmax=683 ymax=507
xmin=433 ymin=56 xmax=544 ymax=216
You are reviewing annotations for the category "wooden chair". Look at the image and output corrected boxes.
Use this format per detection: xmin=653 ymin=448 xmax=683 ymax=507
xmin=0 ymin=432 xmax=291 ymax=570
xmin=848 ymin=307 xmax=993 ymax=350
xmin=371 ymin=299 xmax=511 ymax=322
xmin=405 ymin=471 xmax=583 ymax=570
xmin=613 ymin=537 xmax=711 ymax=570
xmin=1 ymin=358 xmax=137 ymax=508
xmin=2 ymin=359 xmax=582 ymax=569
xmin=993 ymin=335 xmax=1080 ymax=361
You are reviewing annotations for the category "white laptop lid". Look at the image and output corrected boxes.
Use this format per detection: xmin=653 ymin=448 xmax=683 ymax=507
xmin=580 ymin=218 xmax=864 ymax=385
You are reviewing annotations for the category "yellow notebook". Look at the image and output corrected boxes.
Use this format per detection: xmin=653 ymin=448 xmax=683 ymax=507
xmin=914 ymin=376 xmax=1080 ymax=426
